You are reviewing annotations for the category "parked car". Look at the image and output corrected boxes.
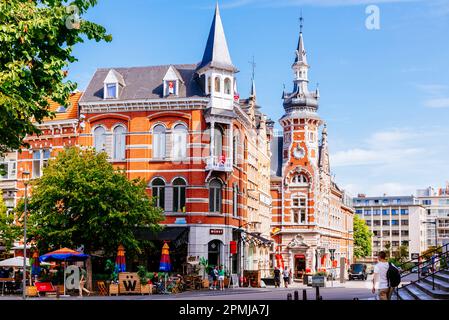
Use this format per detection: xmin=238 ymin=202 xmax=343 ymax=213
xmin=348 ymin=263 xmax=368 ymax=281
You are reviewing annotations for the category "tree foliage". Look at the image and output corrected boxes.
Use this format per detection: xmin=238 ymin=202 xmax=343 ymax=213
xmin=0 ymin=0 xmax=111 ymax=155
xmin=0 ymin=191 xmax=22 ymax=251
xmin=26 ymin=147 xmax=164 ymax=257
xmin=353 ymin=214 xmax=373 ymax=258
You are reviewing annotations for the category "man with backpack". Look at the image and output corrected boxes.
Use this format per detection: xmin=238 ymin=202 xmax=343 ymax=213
xmin=372 ymin=251 xmax=401 ymax=300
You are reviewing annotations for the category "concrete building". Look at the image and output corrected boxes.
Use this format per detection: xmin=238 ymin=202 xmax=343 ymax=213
xmin=353 ymin=195 xmax=427 ymax=260
xmin=269 ymin=20 xmax=354 ymax=278
xmin=416 ymin=185 xmax=449 ymax=248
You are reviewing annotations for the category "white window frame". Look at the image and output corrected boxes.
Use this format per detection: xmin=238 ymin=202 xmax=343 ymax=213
xmin=292 ymin=195 xmax=307 ymax=224
xmin=152 ymin=124 xmax=167 ymax=160
xmin=172 ymin=123 xmax=188 ymax=160
xmin=112 ymin=125 xmax=126 ymax=161
xmin=104 ymin=82 xmax=118 ymax=99
xmin=93 ymin=126 xmax=107 ymax=153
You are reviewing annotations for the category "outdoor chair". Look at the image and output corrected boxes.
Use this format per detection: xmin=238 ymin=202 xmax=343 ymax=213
xmin=96 ymin=281 xmax=108 ymax=296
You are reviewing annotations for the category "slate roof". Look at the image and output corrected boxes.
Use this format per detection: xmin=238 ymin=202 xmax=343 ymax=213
xmin=198 ymin=3 xmax=236 ymax=72
xmin=80 ymin=64 xmax=206 ymax=103
xmin=270 ymin=136 xmax=284 ymax=177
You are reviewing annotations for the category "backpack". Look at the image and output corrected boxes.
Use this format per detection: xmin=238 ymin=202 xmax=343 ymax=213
xmin=387 ymin=262 xmax=401 ymax=287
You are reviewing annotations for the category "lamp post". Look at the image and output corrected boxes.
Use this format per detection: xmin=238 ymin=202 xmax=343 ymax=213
xmin=22 ymin=170 xmax=30 ymax=300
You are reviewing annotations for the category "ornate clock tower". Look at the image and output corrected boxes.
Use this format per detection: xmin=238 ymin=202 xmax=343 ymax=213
xmin=277 ymin=18 xmax=323 ymax=272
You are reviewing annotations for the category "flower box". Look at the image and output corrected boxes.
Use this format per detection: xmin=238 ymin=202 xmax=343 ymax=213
xmin=140 ymin=284 xmax=152 ymax=295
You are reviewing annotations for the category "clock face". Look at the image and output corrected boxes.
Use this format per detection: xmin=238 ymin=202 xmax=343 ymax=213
xmin=293 ymin=146 xmax=305 ymax=159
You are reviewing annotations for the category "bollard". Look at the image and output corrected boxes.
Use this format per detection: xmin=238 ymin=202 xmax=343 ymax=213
xmin=287 ymin=293 xmax=292 ymax=300
xmin=294 ymin=290 xmax=299 ymax=300
xmin=353 ymin=298 xmax=359 ymax=300
xmin=303 ymin=289 xmax=307 ymax=300
xmin=319 ymin=296 xmax=323 ymax=300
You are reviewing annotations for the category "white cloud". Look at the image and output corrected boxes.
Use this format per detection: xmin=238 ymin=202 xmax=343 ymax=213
xmin=330 ymin=126 xmax=449 ymax=197
xmin=424 ymin=98 xmax=449 ymax=108
xmin=416 ymin=84 xmax=448 ymax=96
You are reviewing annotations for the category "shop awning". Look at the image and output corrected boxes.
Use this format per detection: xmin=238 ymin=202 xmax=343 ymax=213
xmin=238 ymin=230 xmax=273 ymax=246
xmin=134 ymin=227 xmax=189 ymax=247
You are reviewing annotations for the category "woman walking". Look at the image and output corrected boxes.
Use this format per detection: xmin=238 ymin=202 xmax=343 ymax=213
xmin=218 ymin=265 xmax=225 ymax=291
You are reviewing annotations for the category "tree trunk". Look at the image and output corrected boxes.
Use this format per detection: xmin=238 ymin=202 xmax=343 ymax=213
xmin=86 ymin=256 xmax=93 ymax=291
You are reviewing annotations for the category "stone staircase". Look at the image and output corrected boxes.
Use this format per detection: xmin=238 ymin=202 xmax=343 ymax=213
xmin=396 ymin=270 xmax=449 ymax=300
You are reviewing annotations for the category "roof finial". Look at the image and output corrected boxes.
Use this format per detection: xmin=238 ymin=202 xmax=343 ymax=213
xmin=299 ymin=10 xmax=304 ymax=34
xmin=249 ymin=55 xmax=256 ymax=80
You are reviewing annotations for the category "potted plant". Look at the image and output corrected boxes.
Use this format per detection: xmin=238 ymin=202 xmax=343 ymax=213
xmin=105 ymin=259 xmax=119 ymax=295
xmin=137 ymin=266 xmax=152 ymax=295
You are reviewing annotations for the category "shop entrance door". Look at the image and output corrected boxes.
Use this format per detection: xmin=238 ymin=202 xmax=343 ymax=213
xmin=208 ymin=240 xmax=222 ymax=267
xmin=294 ymin=254 xmax=306 ymax=280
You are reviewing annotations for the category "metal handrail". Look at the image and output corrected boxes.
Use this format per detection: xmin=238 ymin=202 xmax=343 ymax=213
xmin=396 ymin=250 xmax=449 ymax=300
xmin=399 ymin=243 xmax=449 ymax=274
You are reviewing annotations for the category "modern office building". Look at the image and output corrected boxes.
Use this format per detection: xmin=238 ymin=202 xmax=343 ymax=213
xmin=353 ymin=195 xmax=427 ymax=260
xmin=416 ymin=185 xmax=449 ymax=248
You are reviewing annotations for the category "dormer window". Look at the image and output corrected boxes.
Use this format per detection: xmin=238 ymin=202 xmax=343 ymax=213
xmin=103 ymin=69 xmax=125 ymax=100
xmin=56 ymin=105 xmax=67 ymax=113
xmin=163 ymin=65 xmax=184 ymax=97
xmin=106 ymin=83 xmax=117 ymax=99
xmin=164 ymin=80 xmax=178 ymax=96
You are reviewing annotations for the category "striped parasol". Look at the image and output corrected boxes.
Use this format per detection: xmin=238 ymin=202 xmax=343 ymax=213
xmin=115 ymin=244 xmax=126 ymax=273
xmin=159 ymin=242 xmax=171 ymax=272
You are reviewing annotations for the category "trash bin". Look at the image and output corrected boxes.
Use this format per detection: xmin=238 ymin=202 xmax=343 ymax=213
xmin=304 ymin=275 xmax=312 ymax=286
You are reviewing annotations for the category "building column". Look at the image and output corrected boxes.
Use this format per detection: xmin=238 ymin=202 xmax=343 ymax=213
xmin=210 ymin=121 xmax=215 ymax=159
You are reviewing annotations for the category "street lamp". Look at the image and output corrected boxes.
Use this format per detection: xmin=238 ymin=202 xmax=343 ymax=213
xmin=22 ymin=170 xmax=30 ymax=300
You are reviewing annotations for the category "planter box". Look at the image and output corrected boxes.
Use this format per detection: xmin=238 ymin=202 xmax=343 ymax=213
xmin=202 ymin=279 xmax=209 ymax=288
xmin=26 ymin=286 xmax=38 ymax=297
xmin=140 ymin=284 xmax=152 ymax=295
xmin=109 ymin=283 xmax=119 ymax=296
xmin=224 ymin=278 xmax=229 ymax=287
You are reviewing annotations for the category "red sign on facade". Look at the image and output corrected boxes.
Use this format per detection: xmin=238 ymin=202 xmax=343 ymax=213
xmin=210 ymin=229 xmax=223 ymax=235
xmin=230 ymin=241 xmax=237 ymax=254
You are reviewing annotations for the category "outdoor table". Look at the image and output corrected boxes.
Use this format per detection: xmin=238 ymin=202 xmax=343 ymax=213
xmin=0 ymin=278 xmax=14 ymax=296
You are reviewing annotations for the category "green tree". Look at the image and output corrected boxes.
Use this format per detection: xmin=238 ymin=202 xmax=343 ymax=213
xmin=0 ymin=0 xmax=111 ymax=155
xmin=353 ymin=214 xmax=373 ymax=258
xmin=0 ymin=191 xmax=22 ymax=251
xmin=24 ymin=147 xmax=164 ymax=287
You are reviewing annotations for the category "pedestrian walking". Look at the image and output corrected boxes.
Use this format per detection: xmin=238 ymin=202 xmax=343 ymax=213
xmin=372 ymin=251 xmax=400 ymax=300
xmin=274 ymin=267 xmax=281 ymax=288
xmin=283 ymin=267 xmax=290 ymax=288
xmin=218 ymin=265 xmax=225 ymax=291
xmin=211 ymin=266 xmax=219 ymax=290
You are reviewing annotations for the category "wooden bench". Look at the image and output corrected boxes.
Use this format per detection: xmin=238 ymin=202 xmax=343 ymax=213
xmin=35 ymin=282 xmax=58 ymax=297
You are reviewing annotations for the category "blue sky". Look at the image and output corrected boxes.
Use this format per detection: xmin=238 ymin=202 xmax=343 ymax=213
xmin=69 ymin=0 xmax=449 ymax=197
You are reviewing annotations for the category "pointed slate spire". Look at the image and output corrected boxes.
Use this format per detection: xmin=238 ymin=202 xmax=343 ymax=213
xmin=198 ymin=3 xmax=235 ymax=72
xmin=250 ymin=78 xmax=256 ymax=98
xmin=294 ymin=14 xmax=307 ymax=65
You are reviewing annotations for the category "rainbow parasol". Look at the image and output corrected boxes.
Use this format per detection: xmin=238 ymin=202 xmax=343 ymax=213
xmin=159 ymin=242 xmax=171 ymax=272
xmin=115 ymin=244 xmax=126 ymax=273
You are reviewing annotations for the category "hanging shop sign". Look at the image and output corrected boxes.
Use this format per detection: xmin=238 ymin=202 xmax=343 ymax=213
xmin=210 ymin=229 xmax=223 ymax=235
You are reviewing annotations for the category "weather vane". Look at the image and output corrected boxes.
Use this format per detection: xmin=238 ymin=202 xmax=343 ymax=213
xmin=299 ymin=10 xmax=304 ymax=33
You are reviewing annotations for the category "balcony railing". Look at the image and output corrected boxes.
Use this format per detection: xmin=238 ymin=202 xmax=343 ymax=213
xmin=205 ymin=156 xmax=232 ymax=172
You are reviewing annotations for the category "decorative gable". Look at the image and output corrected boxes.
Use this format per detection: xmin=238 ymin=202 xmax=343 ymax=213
xmin=162 ymin=65 xmax=184 ymax=97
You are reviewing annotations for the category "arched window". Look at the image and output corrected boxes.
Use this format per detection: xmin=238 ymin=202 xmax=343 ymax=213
xmin=214 ymin=76 xmax=221 ymax=93
xmin=292 ymin=173 xmax=308 ymax=185
xmin=173 ymin=123 xmax=187 ymax=160
xmin=113 ymin=125 xmax=126 ymax=160
xmin=151 ymin=178 xmax=165 ymax=209
xmin=292 ymin=195 xmax=307 ymax=224
xmin=93 ymin=126 xmax=106 ymax=152
xmin=173 ymin=178 xmax=186 ymax=213
xmin=209 ymin=179 xmax=222 ymax=213
xmin=207 ymin=77 xmax=212 ymax=94
xmin=233 ymin=131 xmax=239 ymax=166
xmin=153 ymin=124 xmax=166 ymax=159
xmin=224 ymin=78 xmax=231 ymax=95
